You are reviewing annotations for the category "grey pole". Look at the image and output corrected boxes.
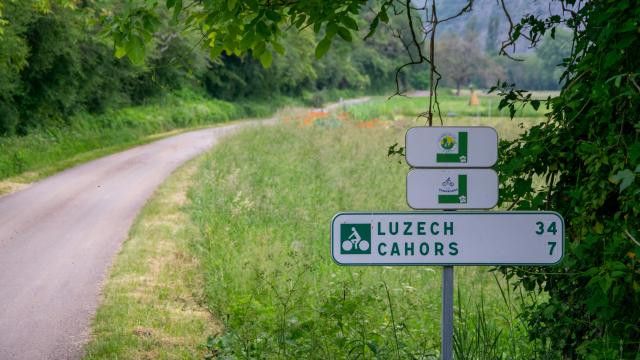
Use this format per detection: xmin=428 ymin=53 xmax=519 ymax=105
xmin=441 ymin=265 xmax=454 ymax=360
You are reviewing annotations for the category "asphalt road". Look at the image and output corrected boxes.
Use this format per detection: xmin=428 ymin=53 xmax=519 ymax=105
xmin=0 ymin=97 xmax=370 ymax=359
xmin=0 ymin=121 xmax=257 ymax=359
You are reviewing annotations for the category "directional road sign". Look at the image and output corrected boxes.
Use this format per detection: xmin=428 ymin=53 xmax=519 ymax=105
xmin=331 ymin=211 xmax=564 ymax=265
xmin=406 ymin=169 xmax=498 ymax=209
xmin=405 ymin=127 xmax=498 ymax=168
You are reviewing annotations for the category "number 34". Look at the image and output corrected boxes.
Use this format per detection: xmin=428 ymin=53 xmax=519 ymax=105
xmin=536 ymin=221 xmax=558 ymax=255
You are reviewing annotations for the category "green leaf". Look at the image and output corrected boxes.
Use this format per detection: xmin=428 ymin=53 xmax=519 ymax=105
xmin=610 ymin=169 xmax=635 ymax=192
xmin=629 ymin=143 xmax=640 ymax=164
xmin=253 ymin=42 xmax=265 ymax=57
xmin=603 ymin=51 xmax=622 ymax=69
xmin=259 ymin=50 xmax=273 ymax=68
xmin=256 ymin=21 xmax=270 ymax=37
xmin=341 ymin=16 xmax=358 ymax=31
xmin=172 ymin=0 xmax=183 ymax=21
xmin=326 ymin=22 xmax=337 ymax=37
xmin=365 ymin=16 xmax=379 ymax=40
xmin=209 ymin=44 xmax=223 ymax=59
xmin=227 ymin=0 xmax=237 ymax=11
xmin=125 ymin=35 xmax=145 ymax=65
xmin=265 ymin=10 xmax=281 ymax=22
xmin=315 ymin=36 xmax=331 ymax=59
xmin=530 ymin=99 xmax=540 ymax=111
xmin=272 ymin=42 xmax=285 ymax=55
xmin=379 ymin=8 xmax=389 ymax=23
xmin=294 ymin=14 xmax=306 ymax=28
xmin=239 ymin=32 xmax=255 ymax=51
xmin=114 ymin=46 xmax=127 ymax=59
xmin=337 ymin=26 xmax=352 ymax=42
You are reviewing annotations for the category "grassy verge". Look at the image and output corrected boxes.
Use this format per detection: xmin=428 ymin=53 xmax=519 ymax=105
xmin=187 ymin=114 xmax=552 ymax=358
xmin=83 ymin=156 xmax=219 ymax=359
xmin=0 ymin=91 xmax=298 ymax=195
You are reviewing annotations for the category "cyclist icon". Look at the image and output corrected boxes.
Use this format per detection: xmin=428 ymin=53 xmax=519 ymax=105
xmin=349 ymin=227 xmax=361 ymax=242
xmin=342 ymin=226 xmax=370 ymax=252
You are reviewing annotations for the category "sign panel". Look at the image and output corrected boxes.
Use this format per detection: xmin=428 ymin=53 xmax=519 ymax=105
xmin=406 ymin=169 xmax=498 ymax=209
xmin=405 ymin=127 xmax=498 ymax=168
xmin=331 ymin=212 xmax=564 ymax=265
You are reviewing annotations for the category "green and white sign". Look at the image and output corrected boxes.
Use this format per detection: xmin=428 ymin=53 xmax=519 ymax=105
xmin=406 ymin=169 xmax=498 ymax=209
xmin=339 ymin=223 xmax=371 ymax=254
xmin=405 ymin=127 xmax=498 ymax=168
xmin=331 ymin=211 xmax=564 ymax=265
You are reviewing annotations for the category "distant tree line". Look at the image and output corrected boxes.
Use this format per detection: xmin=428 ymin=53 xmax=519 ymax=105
xmin=0 ymin=1 xmax=413 ymax=136
xmin=0 ymin=1 xmax=567 ymax=137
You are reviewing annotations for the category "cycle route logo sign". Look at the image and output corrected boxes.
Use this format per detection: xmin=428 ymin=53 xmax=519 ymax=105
xmin=340 ymin=223 xmax=371 ymax=254
xmin=437 ymin=132 xmax=468 ymax=164
xmin=405 ymin=126 xmax=497 ymax=168
xmin=438 ymin=175 xmax=468 ymax=204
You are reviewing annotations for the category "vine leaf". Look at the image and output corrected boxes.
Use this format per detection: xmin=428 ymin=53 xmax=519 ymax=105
xmin=610 ymin=169 xmax=635 ymax=192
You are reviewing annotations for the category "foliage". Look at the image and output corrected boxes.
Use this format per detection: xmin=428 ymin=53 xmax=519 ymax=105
xmin=0 ymin=0 xmax=201 ymax=135
xmin=495 ymin=1 xmax=640 ymax=357
xmin=0 ymin=0 xmax=410 ymax=137
xmin=105 ymin=0 xmax=377 ymax=64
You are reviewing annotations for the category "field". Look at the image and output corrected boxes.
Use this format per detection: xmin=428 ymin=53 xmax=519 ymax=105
xmin=341 ymin=92 xmax=548 ymax=124
xmin=186 ymin=97 xmax=554 ymax=358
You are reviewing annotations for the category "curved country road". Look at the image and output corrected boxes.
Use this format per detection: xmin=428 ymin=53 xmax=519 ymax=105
xmin=0 ymin=120 xmax=266 ymax=359
xmin=0 ymin=97 xmax=369 ymax=359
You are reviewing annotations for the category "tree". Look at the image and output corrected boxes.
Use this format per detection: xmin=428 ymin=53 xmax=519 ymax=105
xmin=435 ymin=31 xmax=504 ymax=95
xmin=485 ymin=11 xmax=500 ymax=53
xmin=494 ymin=1 xmax=640 ymax=357
xmin=104 ymin=0 xmax=376 ymax=66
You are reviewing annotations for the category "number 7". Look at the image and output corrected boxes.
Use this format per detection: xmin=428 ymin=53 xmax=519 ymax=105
xmin=547 ymin=241 xmax=557 ymax=255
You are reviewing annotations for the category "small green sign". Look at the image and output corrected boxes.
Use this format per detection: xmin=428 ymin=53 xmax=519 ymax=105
xmin=438 ymin=175 xmax=467 ymax=204
xmin=340 ymin=224 xmax=371 ymax=254
xmin=436 ymin=132 xmax=468 ymax=163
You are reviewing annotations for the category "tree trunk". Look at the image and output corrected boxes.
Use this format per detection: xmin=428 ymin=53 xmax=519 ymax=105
xmin=455 ymin=82 xmax=461 ymax=96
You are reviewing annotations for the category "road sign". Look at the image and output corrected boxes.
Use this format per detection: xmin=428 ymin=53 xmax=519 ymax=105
xmin=406 ymin=169 xmax=498 ymax=209
xmin=331 ymin=211 xmax=564 ymax=265
xmin=405 ymin=127 xmax=498 ymax=168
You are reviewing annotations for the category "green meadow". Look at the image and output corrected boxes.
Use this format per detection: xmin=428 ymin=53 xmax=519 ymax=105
xmin=186 ymin=100 xmax=554 ymax=358
xmin=342 ymin=93 xmax=548 ymax=123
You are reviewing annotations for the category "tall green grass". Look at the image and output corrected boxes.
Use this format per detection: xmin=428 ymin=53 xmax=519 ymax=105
xmin=0 ymin=92 xmax=296 ymax=181
xmin=188 ymin=121 xmax=554 ymax=358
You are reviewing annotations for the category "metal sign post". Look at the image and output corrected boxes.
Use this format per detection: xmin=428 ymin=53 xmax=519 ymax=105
xmin=441 ymin=265 xmax=454 ymax=360
xmin=405 ymin=126 xmax=498 ymax=359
